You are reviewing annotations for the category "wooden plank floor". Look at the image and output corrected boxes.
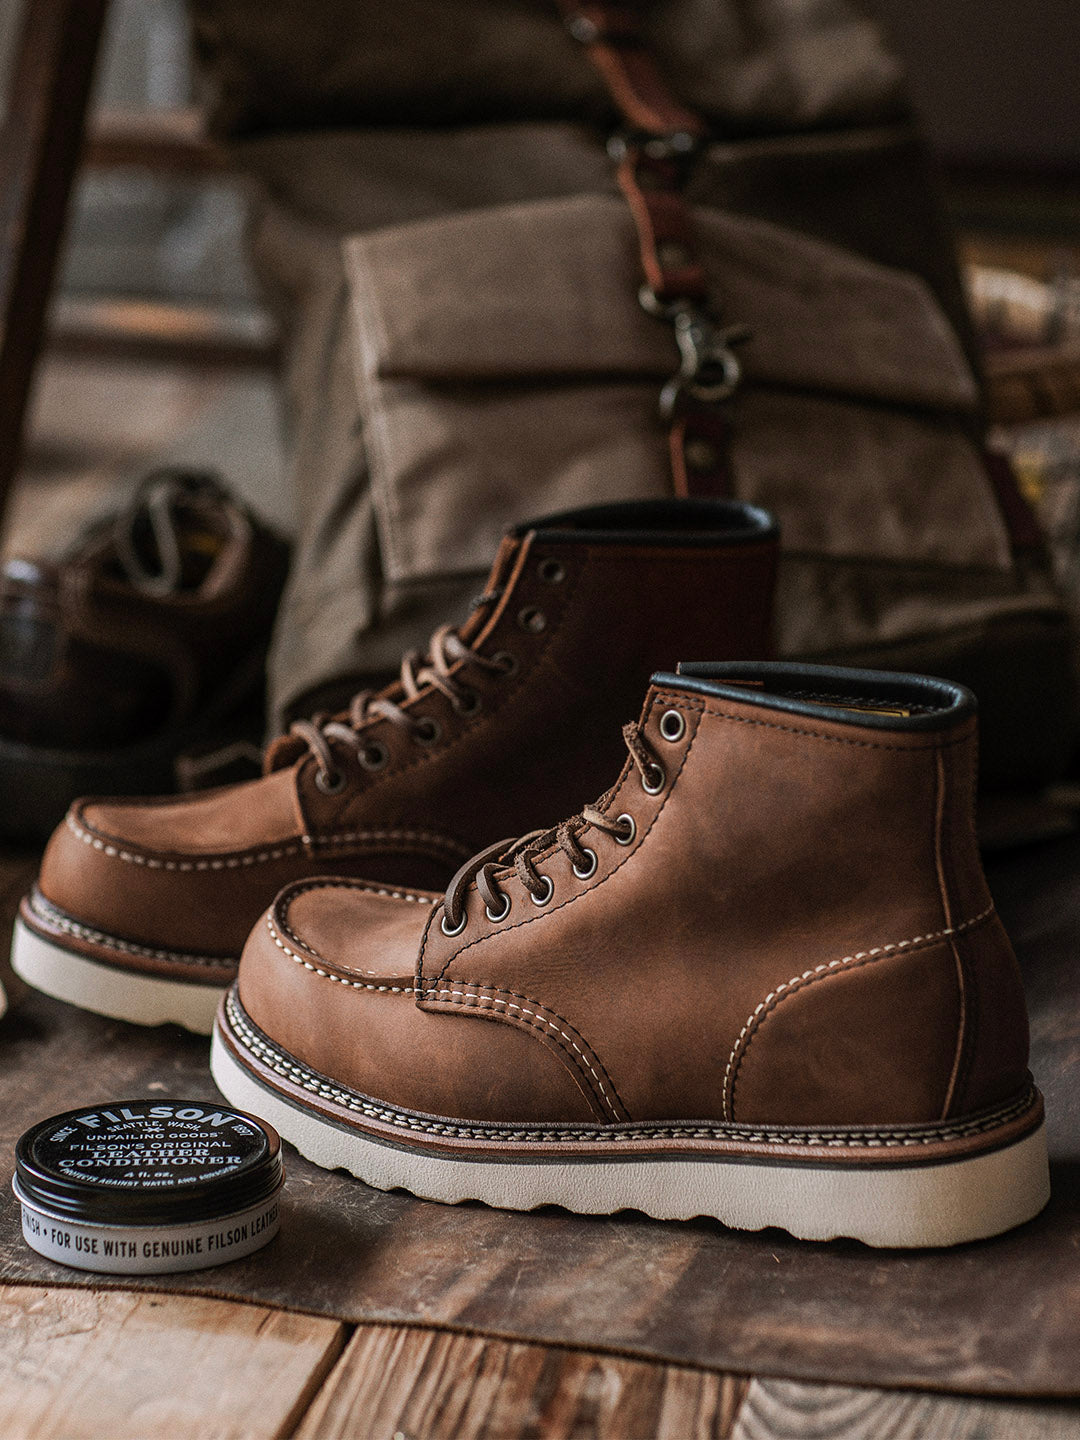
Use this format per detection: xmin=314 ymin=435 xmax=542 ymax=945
xmin=4 ymin=1286 xmax=1080 ymax=1440
xmin=3 ymin=351 xmax=1080 ymax=1438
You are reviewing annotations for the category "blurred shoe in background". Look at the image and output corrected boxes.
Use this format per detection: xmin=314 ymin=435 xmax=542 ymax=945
xmin=0 ymin=469 xmax=289 ymax=842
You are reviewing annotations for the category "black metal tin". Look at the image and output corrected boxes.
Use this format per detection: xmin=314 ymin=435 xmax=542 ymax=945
xmin=13 ymin=1099 xmax=284 ymax=1273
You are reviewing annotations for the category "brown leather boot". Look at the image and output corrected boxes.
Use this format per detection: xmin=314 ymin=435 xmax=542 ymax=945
xmin=13 ymin=500 xmax=776 ymax=1034
xmin=0 ymin=469 xmax=290 ymax=841
xmin=211 ymin=661 xmax=1048 ymax=1247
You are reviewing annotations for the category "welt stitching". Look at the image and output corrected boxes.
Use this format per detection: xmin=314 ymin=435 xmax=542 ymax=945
xmin=29 ymin=892 xmax=233 ymax=968
xmin=225 ymin=990 xmax=1038 ymax=1148
xmin=418 ymin=697 xmax=700 ymax=993
xmin=723 ymin=905 xmax=996 ymax=1121
xmin=67 ymin=812 xmax=465 ymax=871
xmin=431 ymin=980 xmax=625 ymax=1120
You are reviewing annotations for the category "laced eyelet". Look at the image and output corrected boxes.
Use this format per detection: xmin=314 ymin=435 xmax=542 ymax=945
xmin=517 ymin=606 xmax=546 ymax=634
xmin=538 ymin=558 xmax=565 ymax=584
xmin=530 ymin=874 xmax=555 ymax=907
xmin=451 ymin=687 xmax=481 ymax=717
xmin=315 ymin=767 xmax=347 ymax=795
xmin=441 ymin=910 xmax=467 ymax=937
xmin=485 ymin=894 xmax=512 ymax=923
xmin=412 ymin=717 xmax=442 ymax=746
xmin=359 ymin=740 xmax=388 ymax=771
xmin=641 ymin=762 xmax=665 ymax=795
xmin=614 ymin=813 xmax=636 ymax=845
xmin=492 ymin=651 xmax=519 ymax=676
xmin=659 ymin=709 xmax=686 ymax=742
xmin=572 ymin=847 xmax=598 ymax=880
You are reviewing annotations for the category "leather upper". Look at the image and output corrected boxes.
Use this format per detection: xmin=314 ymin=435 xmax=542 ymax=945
xmin=33 ymin=500 xmax=777 ymax=962
xmin=236 ymin=666 xmax=1031 ymax=1129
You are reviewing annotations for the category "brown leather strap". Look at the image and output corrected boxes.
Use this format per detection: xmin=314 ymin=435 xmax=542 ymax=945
xmin=560 ymin=0 xmax=741 ymax=497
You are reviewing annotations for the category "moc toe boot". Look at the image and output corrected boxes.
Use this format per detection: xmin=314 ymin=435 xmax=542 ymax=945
xmin=14 ymin=499 xmax=776 ymax=1034
xmin=212 ymin=662 xmax=1048 ymax=1248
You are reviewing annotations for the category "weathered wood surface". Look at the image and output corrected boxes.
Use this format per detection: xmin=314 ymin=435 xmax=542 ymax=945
xmin=3 ymin=834 xmax=1080 ymax=1398
xmin=732 ymin=1379 xmax=1080 ymax=1440
xmin=296 ymin=1325 xmax=747 ymax=1440
xmin=4 ymin=1297 xmax=1078 ymax=1440
xmin=0 ymin=1284 xmax=345 ymax=1440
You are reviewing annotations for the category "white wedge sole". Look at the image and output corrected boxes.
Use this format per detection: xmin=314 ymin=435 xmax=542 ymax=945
xmin=211 ymin=993 xmax=1051 ymax=1249
xmin=11 ymin=918 xmax=225 ymax=1035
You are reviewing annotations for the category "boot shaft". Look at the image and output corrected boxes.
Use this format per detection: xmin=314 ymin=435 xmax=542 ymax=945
xmin=290 ymin=499 xmax=778 ymax=859
xmin=415 ymin=661 xmax=1029 ymax=1130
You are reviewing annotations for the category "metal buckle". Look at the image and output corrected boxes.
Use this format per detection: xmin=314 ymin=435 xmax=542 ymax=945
xmin=653 ymin=307 xmax=751 ymax=418
xmin=607 ymin=127 xmax=701 ymax=167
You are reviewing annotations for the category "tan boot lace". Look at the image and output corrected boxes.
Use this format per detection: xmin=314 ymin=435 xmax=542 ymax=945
xmin=439 ymin=723 xmax=663 ymax=934
xmin=290 ymin=601 xmax=514 ymax=792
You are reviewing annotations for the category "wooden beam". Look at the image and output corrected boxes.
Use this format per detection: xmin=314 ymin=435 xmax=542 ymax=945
xmin=0 ymin=0 xmax=110 ymax=541
xmin=85 ymin=107 xmax=226 ymax=174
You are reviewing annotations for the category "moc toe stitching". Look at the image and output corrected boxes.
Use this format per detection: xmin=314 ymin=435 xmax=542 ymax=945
xmin=65 ymin=807 xmax=306 ymax=871
xmin=264 ymin=913 xmax=419 ymax=996
xmin=271 ymin=877 xmax=435 ymax=982
xmin=723 ymin=904 xmax=998 ymax=1122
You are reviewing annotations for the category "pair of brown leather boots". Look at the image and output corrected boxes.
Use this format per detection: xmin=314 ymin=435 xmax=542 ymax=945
xmin=11 ymin=499 xmax=1048 ymax=1248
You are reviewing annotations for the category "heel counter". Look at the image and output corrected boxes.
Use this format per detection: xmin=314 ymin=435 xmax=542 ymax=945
xmin=727 ymin=931 xmax=968 ymax=1128
xmin=935 ymin=728 xmax=1031 ymax=1115
xmin=949 ymin=913 xmax=1031 ymax=1117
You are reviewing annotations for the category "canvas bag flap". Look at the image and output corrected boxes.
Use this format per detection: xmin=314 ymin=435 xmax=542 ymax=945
xmin=345 ymin=192 xmax=1012 ymax=584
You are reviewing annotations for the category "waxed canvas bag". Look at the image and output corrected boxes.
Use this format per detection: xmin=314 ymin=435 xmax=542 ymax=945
xmin=342 ymin=187 xmax=1070 ymax=786
xmin=203 ymin=0 xmax=1073 ymax=782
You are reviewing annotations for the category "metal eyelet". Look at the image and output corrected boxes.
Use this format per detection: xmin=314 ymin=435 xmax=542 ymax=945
xmin=572 ymin=847 xmax=598 ymax=880
xmin=485 ymin=894 xmax=512 ymax=923
xmin=659 ymin=709 xmax=686 ymax=743
xmin=530 ymin=874 xmax=555 ymax=907
xmin=358 ymin=740 xmax=388 ymax=771
xmin=492 ymin=651 xmax=519 ymax=677
xmin=615 ymin=813 xmax=636 ymax=845
xmin=640 ymin=762 xmax=665 ymax=795
xmin=451 ymin=688 xmax=481 ymax=717
xmin=412 ymin=717 xmax=442 ymax=746
xmin=441 ymin=910 xmax=467 ymax=937
xmin=517 ymin=607 xmax=547 ymax=634
xmin=315 ymin=767 xmax=346 ymax=795
xmin=538 ymin=558 xmax=565 ymax=584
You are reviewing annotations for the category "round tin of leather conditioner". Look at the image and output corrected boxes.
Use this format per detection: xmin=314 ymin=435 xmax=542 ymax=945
xmin=13 ymin=1100 xmax=283 ymax=1274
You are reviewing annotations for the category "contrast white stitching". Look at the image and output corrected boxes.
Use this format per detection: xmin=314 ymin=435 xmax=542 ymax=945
xmin=722 ymin=904 xmax=996 ymax=1120
xmin=224 ymin=990 xmax=1035 ymax=1148
xmin=430 ymin=985 xmax=620 ymax=1120
xmin=29 ymin=892 xmax=233 ymax=969
xmin=66 ymin=812 xmax=466 ymax=871
xmin=266 ymin=914 xmax=416 ymax=993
